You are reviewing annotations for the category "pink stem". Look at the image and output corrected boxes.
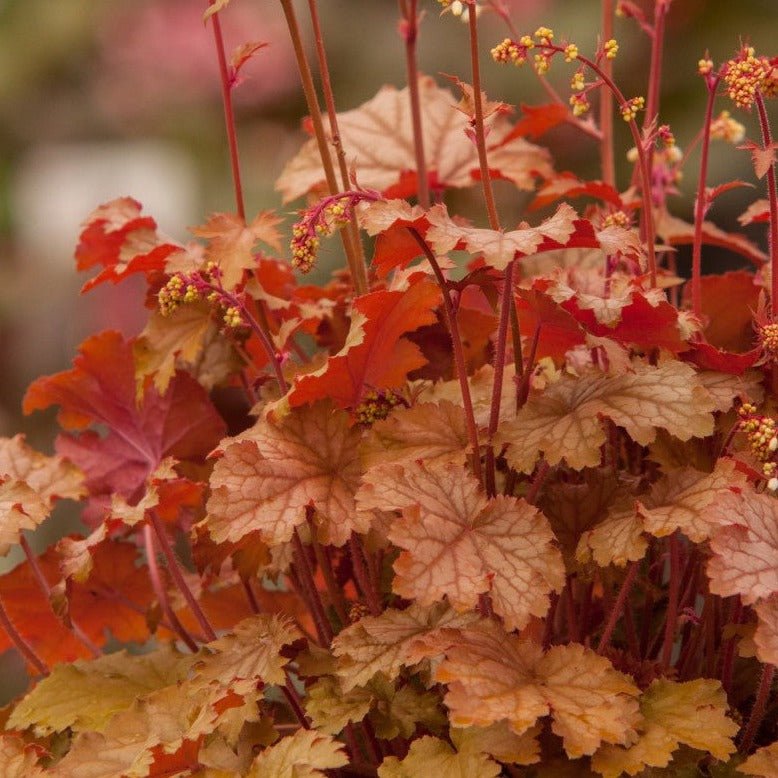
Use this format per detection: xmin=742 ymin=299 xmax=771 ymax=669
xmin=349 ymin=534 xmax=381 ymax=617
xmin=20 ymin=535 xmax=100 ymax=657
xmin=691 ymin=73 xmax=721 ymax=315
xmin=143 ymin=524 xmax=199 ymax=652
xmin=148 ymin=511 xmax=216 ymax=642
xmin=0 ymin=594 xmax=48 ymax=676
xmin=292 ymin=528 xmax=333 ymax=644
xmin=206 ymin=1 xmax=245 ymax=221
xmin=755 ymin=92 xmax=778 ymax=310
xmin=408 ymin=227 xmax=482 ymax=483
xmin=597 ymin=561 xmax=639 ymax=653
xmin=660 ymin=532 xmax=682 ymax=668
xmin=467 ymin=1 xmax=499 ymax=230
xmin=600 ymin=0 xmax=616 ymax=186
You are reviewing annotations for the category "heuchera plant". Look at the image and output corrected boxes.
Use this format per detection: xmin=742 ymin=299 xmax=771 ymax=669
xmin=2 ymin=0 xmax=778 ymax=775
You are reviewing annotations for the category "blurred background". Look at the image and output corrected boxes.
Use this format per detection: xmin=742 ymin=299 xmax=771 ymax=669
xmin=0 ymin=0 xmax=775 ymax=695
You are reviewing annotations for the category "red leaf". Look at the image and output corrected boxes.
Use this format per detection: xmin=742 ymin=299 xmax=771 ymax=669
xmin=683 ymin=341 xmax=761 ymax=374
xmin=75 ymin=198 xmax=179 ymax=293
xmin=288 ymin=278 xmax=441 ymax=408
xmin=529 ymin=172 xmax=624 ymax=212
xmin=23 ymin=331 xmax=225 ymax=508
xmin=499 ymin=102 xmax=569 ymax=142
xmin=681 ymin=270 xmax=759 ymax=353
xmin=705 ymin=180 xmax=754 ymax=207
xmin=514 ymin=287 xmax=586 ymax=362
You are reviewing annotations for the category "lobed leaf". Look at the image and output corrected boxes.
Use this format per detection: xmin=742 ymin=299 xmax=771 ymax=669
xmin=358 ymin=462 xmax=564 ymax=630
xmin=435 ymin=621 xmax=641 ymax=758
xmin=378 ymin=735 xmax=501 ymax=778
xmin=591 ymin=678 xmax=738 ymax=776
xmin=246 ymin=729 xmax=348 ymax=778
xmin=497 ymin=361 xmax=716 ymax=473
xmin=207 ymin=402 xmax=363 ymax=546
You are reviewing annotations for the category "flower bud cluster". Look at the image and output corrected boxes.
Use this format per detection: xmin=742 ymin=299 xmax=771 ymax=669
xmin=492 ymin=28 xmax=578 ymax=76
xmin=620 ymin=96 xmax=645 ymax=122
xmin=158 ymin=263 xmax=246 ymax=330
xmin=759 ymin=322 xmax=778 ymax=360
xmin=723 ymin=46 xmax=775 ymax=110
xmin=290 ymin=190 xmax=379 ymax=274
xmin=354 ymin=390 xmax=402 ymax=426
xmin=601 ymin=210 xmax=631 ymax=229
xmin=738 ymin=403 xmax=778 ymax=490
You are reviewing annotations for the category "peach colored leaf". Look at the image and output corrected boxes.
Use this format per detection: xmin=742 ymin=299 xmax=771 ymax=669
xmin=134 ymin=304 xmax=216 ymax=399
xmin=754 ymin=594 xmax=778 ymax=666
xmin=739 ymin=199 xmax=770 ymax=226
xmin=591 ymin=678 xmax=738 ymax=777
xmin=332 ymin=602 xmax=478 ymax=691
xmin=56 ymin=524 xmax=108 ymax=582
xmin=229 ymin=41 xmax=268 ymax=85
xmin=190 ymin=211 xmax=283 ymax=290
xmin=193 ymin=614 xmax=301 ymax=695
xmin=0 ymin=480 xmax=49 ymax=556
xmin=426 ymin=202 xmax=586 ymax=270
xmin=638 ymin=460 xmax=747 ymax=542
xmin=276 ymin=76 xmax=552 ymax=202
xmin=0 ymin=435 xmax=85 ymax=504
xmin=576 ymin=506 xmax=648 ymax=568
xmin=496 ymin=361 xmax=716 ymax=473
xmin=287 ymin=279 xmax=441 ymax=409
xmin=708 ymin=488 xmax=778 ymax=604
xmin=360 ymin=400 xmax=470 ymax=470
xmin=739 ymin=141 xmax=778 ymax=180
xmin=0 ymin=736 xmax=46 ymax=777
xmin=207 ymin=403 xmax=363 ymax=547
xmin=435 ymin=621 xmax=640 ymax=758
xmin=359 ymin=462 xmax=564 ymax=630
xmin=8 ymin=645 xmax=194 ymax=735
xmin=695 ymin=369 xmax=764 ymax=412
xmin=739 ymin=742 xmax=778 ymax=776
xmin=377 ymin=735 xmax=501 ymax=778
xmin=451 ymin=722 xmax=541 ymax=766
xmin=247 ymin=729 xmax=348 ymax=778
xmin=368 ymin=676 xmax=447 ymax=740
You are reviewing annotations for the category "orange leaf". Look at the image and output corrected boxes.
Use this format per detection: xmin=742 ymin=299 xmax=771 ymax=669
xmin=190 ymin=211 xmax=283 ymax=290
xmin=288 ymin=278 xmax=441 ymax=409
xmin=207 ymin=402 xmax=363 ymax=546
xmin=435 ymin=621 xmax=640 ymax=758
xmin=358 ymin=462 xmax=564 ymax=631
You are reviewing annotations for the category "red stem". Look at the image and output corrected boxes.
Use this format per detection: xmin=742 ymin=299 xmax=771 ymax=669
xmin=0 ymin=593 xmax=48 ymax=676
xmin=148 ymin=510 xmax=217 ymax=642
xmin=691 ymin=74 xmax=721 ymax=315
xmin=20 ymin=535 xmax=100 ymax=657
xmin=349 ymin=534 xmax=381 ymax=617
xmin=399 ymin=0 xmax=430 ymax=209
xmin=305 ymin=0 xmax=369 ymax=293
xmin=207 ymin=1 xmax=245 ymax=221
xmin=408 ymin=227 xmax=482 ymax=483
xmin=740 ymin=663 xmax=776 ymax=753
xmin=720 ymin=598 xmax=743 ymax=696
xmin=283 ymin=676 xmax=312 ymax=729
xmin=292 ymin=529 xmax=333 ymax=644
xmin=755 ymin=93 xmax=778 ymax=309
xmin=143 ymin=525 xmax=199 ymax=652
xmin=600 ymin=0 xmax=616 ymax=186
xmin=597 ymin=561 xmax=639 ymax=653
xmin=660 ymin=532 xmax=682 ymax=668
xmin=467 ymin=1 xmax=500 ymax=230
xmin=485 ymin=260 xmax=516 ymax=496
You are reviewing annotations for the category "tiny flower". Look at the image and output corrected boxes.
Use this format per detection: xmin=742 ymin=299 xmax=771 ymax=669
xmin=569 ymin=93 xmax=590 ymax=116
xmin=769 ymin=477 xmax=778 ymax=492
xmin=621 ymin=96 xmax=645 ymax=122
xmin=564 ymin=43 xmax=579 ymax=62
xmin=570 ymin=71 xmax=585 ymax=91
xmin=534 ymin=26 xmax=554 ymax=45
xmin=626 ymin=146 xmax=639 ymax=163
xmin=491 ymin=37 xmax=528 ymax=66
xmin=222 ymin=305 xmax=244 ymax=329
xmin=602 ymin=210 xmax=630 ymax=228
xmin=657 ymin=124 xmax=675 ymax=148
xmin=534 ymin=51 xmax=552 ymax=75
xmin=604 ymin=38 xmax=619 ymax=60
xmin=698 ymin=58 xmax=714 ymax=76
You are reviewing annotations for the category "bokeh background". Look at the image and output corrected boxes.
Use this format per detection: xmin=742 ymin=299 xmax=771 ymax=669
xmin=0 ymin=0 xmax=775 ymax=698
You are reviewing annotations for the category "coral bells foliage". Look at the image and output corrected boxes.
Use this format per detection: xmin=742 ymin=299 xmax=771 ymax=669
xmin=8 ymin=4 xmax=778 ymax=778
